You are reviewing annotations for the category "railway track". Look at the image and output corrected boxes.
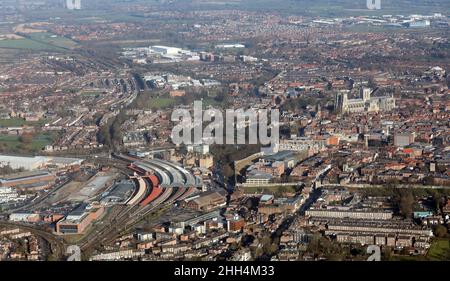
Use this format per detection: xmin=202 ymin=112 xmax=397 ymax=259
xmin=78 ymin=154 xmax=198 ymax=256
xmin=0 ymin=221 xmax=66 ymax=260
xmin=80 ymin=190 xmax=176 ymax=254
xmin=80 ymin=203 xmax=175 ymax=257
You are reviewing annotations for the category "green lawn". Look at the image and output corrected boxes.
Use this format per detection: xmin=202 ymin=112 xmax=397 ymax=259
xmin=202 ymin=97 xmax=227 ymax=107
xmin=0 ymin=133 xmax=54 ymax=152
xmin=81 ymin=90 xmax=104 ymax=97
xmin=428 ymin=239 xmax=450 ymax=261
xmin=0 ymin=38 xmax=55 ymax=51
xmin=150 ymin=96 xmax=226 ymax=109
xmin=148 ymin=97 xmax=176 ymax=109
xmin=389 ymin=254 xmax=428 ymax=261
xmin=27 ymin=32 xmax=78 ymax=49
xmin=0 ymin=118 xmax=47 ymax=127
xmin=0 ymin=32 xmax=77 ymax=52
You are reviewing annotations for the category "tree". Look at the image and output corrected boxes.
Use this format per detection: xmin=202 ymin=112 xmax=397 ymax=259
xmin=277 ymin=186 xmax=288 ymax=196
xmin=98 ymin=123 xmax=112 ymax=147
xmin=260 ymin=236 xmax=278 ymax=256
xmin=222 ymin=164 xmax=234 ymax=178
xmin=400 ymin=194 xmax=414 ymax=218
xmin=367 ymin=77 xmax=377 ymax=89
xmin=434 ymin=225 xmax=448 ymax=238
xmin=132 ymin=73 xmax=145 ymax=91
xmin=394 ymin=189 xmax=415 ymax=218
xmin=19 ymin=133 xmax=34 ymax=144
xmin=382 ymin=247 xmax=392 ymax=261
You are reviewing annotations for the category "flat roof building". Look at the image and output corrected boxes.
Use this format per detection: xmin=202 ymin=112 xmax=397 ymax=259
xmin=0 ymin=154 xmax=83 ymax=171
xmin=0 ymin=170 xmax=55 ymax=191
xmin=305 ymin=209 xmax=393 ymax=220
xmin=182 ymin=191 xmax=227 ymax=211
xmin=56 ymin=204 xmax=105 ymax=235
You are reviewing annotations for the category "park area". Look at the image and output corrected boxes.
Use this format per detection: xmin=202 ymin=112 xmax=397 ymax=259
xmin=0 ymin=133 xmax=55 ymax=153
xmin=427 ymin=238 xmax=450 ymax=260
xmin=0 ymin=32 xmax=77 ymax=51
xmin=0 ymin=117 xmax=47 ymax=127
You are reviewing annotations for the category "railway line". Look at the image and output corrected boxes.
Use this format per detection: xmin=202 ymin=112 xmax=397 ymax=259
xmin=0 ymin=221 xmax=66 ymax=260
xmin=79 ymin=154 xmax=200 ymax=255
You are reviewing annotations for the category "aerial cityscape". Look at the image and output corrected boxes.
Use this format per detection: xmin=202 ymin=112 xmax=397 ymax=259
xmin=0 ymin=0 xmax=449 ymax=264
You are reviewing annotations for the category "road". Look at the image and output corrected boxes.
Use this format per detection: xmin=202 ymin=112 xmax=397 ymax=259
xmin=258 ymin=187 xmax=322 ymax=261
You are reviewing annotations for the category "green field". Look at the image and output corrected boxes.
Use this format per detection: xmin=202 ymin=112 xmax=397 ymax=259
xmin=81 ymin=90 xmax=104 ymax=97
xmin=0 ymin=32 xmax=77 ymax=52
xmin=147 ymin=96 xmax=226 ymax=110
xmin=27 ymin=32 xmax=78 ymax=49
xmin=0 ymin=38 xmax=56 ymax=51
xmin=428 ymin=239 xmax=450 ymax=261
xmin=0 ymin=118 xmax=47 ymax=128
xmin=0 ymin=133 xmax=54 ymax=152
xmin=148 ymin=97 xmax=176 ymax=109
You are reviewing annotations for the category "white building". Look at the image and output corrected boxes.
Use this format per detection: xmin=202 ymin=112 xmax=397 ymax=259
xmin=216 ymin=44 xmax=245 ymax=49
xmin=150 ymin=46 xmax=182 ymax=55
xmin=335 ymin=87 xmax=396 ymax=114
xmin=0 ymin=155 xmax=46 ymax=170
xmin=334 ymin=88 xmax=395 ymax=114
xmin=0 ymin=155 xmax=83 ymax=171
xmin=278 ymin=137 xmax=326 ymax=153
xmin=9 ymin=213 xmax=36 ymax=222
xmin=66 ymin=0 xmax=81 ymax=10
xmin=187 ymin=144 xmax=210 ymax=155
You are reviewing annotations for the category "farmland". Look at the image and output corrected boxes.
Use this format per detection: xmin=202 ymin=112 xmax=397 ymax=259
xmin=0 ymin=32 xmax=77 ymax=52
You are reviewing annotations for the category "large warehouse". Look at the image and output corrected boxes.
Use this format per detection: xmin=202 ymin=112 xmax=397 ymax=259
xmin=0 ymin=155 xmax=83 ymax=171
xmin=0 ymin=170 xmax=56 ymax=191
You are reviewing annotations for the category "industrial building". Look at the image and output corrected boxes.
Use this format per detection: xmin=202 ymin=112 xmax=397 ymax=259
xmin=172 ymin=210 xmax=222 ymax=229
xmin=100 ymin=179 xmax=136 ymax=206
xmin=407 ymin=20 xmax=431 ymax=28
xmin=181 ymin=191 xmax=227 ymax=211
xmin=56 ymin=203 xmax=105 ymax=235
xmin=215 ymin=44 xmax=245 ymax=49
xmin=150 ymin=46 xmax=182 ymax=55
xmin=0 ymin=154 xmax=83 ymax=171
xmin=9 ymin=213 xmax=41 ymax=223
xmin=0 ymin=170 xmax=56 ymax=191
